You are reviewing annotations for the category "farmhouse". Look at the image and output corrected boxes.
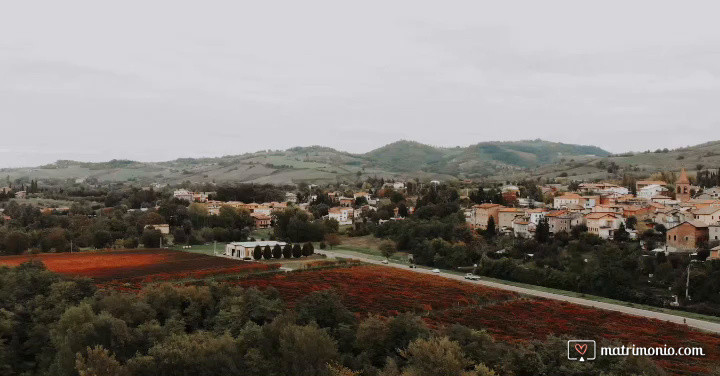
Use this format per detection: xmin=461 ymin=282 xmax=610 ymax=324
xmin=225 ymin=241 xmax=287 ymax=259
xmin=328 ymin=207 xmax=354 ymax=225
xmin=468 ymin=203 xmax=504 ymax=229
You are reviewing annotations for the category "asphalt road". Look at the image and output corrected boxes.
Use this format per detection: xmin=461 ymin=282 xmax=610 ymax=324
xmin=317 ymin=250 xmax=720 ymax=334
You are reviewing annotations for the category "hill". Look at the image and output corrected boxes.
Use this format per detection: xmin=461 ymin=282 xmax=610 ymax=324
xmin=14 ymin=138 xmax=711 ymax=185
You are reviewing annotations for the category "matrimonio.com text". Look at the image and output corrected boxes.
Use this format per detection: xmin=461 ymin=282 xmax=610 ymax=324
xmin=568 ymin=340 xmax=705 ymax=362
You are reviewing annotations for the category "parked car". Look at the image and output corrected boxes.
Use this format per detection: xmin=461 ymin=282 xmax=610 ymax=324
xmin=431 ymin=269 xmax=440 ymax=273
xmin=464 ymin=273 xmax=481 ymax=280
xmin=409 ymin=264 xmax=416 ymax=268
xmin=381 ymin=259 xmax=389 ymax=264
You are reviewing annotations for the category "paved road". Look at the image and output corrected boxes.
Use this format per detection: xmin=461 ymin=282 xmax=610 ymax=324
xmin=317 ymin=250 xmax=720 ymax=334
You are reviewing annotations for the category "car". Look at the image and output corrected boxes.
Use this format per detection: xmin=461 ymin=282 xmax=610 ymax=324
xmin=464 ymin=273 xmax=481 ymax=280
xmin=381 ymin=259 xmax=389 ymax=264
xmin=431 ymin=268 xmax=440 ymax=273
xmin=409 ymin=264 xmax=417 ymax=268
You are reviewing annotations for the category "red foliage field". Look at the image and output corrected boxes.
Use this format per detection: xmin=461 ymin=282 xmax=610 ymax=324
xmin=431 ymin=299 xmax=720 ymax=374
xmin=237 ymin=264 xmax=518 ymax=314
xmin=238 ymin=264 xmax=720 ymax=375
xmin=0 ymin=249 xmax=276 ymax=284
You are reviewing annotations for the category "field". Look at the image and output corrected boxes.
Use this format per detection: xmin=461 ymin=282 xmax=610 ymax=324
xmin=0 ymin=249 xmax=277 ymax=287
xmin=1 ymin=252 xmax=718 ymax=374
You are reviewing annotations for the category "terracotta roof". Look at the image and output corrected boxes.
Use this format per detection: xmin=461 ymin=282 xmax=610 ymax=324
xmin=545 ymin=210 xmax=568 ymax=217
xmin=692 ymin=206 xmax=720 ymax=215
xmin=475 ymin=203 xmax=502 ymax=209
xmin=585 ymin=212 xmax=618 ymax=219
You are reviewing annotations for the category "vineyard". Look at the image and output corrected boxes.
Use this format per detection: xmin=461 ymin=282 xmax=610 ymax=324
xmin=0 ymin=249 xmax=277 ymax=286
xmin=1 ymin=252 xmax=718 ymax=374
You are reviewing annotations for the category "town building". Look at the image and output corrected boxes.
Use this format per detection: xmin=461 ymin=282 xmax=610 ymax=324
xmin=638 ymin=184 xmax=667 ymax=199
xmin=675 ymin=169 xmax=694 ymax=202
xmin=328 ymin=207 xmax=354 ymax=225
xmin=692 ymin=206 xmax=720 ymax=226
xmin=709 ymin=224 xmax=720 ymax=243
xmin=666 ymin=221 xmax=709 ymax=250
xmin=553 ymin=193 xmax=581 ymax=209
xmin=546 ymin=210 xmax=584 ymax=234
xmin=497 ymin=208 xmax=526 ymax=230
xmin=585 ymin=212 xmax=624 ymax=239
xmin=251 ymin=212 xmax=272 ymax=228
xmin=467 ymin=203 xmax=504 ymax=229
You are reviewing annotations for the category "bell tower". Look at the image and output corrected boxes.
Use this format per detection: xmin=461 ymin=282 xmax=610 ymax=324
xmin=675 ymin=168 xmax=692 ymax=202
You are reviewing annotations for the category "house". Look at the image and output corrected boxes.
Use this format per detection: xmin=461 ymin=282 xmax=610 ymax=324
xmin=14 ymin=191 xmax=27 ymax=199
xmin=512 ymin=219 xmax=532 ymax=238
xmin=709 ymin=224 xmax=720 ymax=243
xmin=527 ymin=208 xmax=549 ymax=225
xmin=225 ymin=241 xmax=287 ymax=259
xmin=468 ymin=204 xmax=504 ymax=229
xmin=580 ymin=195 xmax=600 ymax=209
xmin=546 ymin=210 xmax=584 ymax=234
xmin=339 ymin=197 xmax=355 ymax=207
xmin=285 ymin=192 xmax=298 ymax=203
xmin=709 ymin=245 xmax=720 ymax=261
xmin=328 ymin=207 xmax=354 ymax=225
xmin=585 ymin=212 xmax=624 ymax=239
xmin=692 ymin=206 xmax=720 ymax=226
xmin=173 ymin=189 xmax=195 ymax=202
xmin=553 ymin=193 xmax=581 ymax=209
xmin=251 ymin=212 xmax=272 ymax=229
xmin=638 ymin=184 xmax=667 ymax=199
xmin=144 ymin=224 xmax=170 ymax=235
xmin=497 ymin=208 xmax=526 ymax=230
xmin=666 ymin=221 xmax=709 ymax=250
xmin=637 ymin=180 xmax=667 ymax=191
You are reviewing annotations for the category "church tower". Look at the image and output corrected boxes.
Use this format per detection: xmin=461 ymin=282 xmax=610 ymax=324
xmin=675 ymin=168 xmax=692 ymax=202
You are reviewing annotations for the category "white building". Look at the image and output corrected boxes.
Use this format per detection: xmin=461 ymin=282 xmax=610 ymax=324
xmin=225 ymin=241 xmax=287 ymax=259
xmin=173 ymin=189 xmax=194 ymax=202
xmin=553 ymin=193 xmax=581 ymax=209
xmin=328 ymin=207 xmax=354 ymax=225
xmin=638 ymin=184 xmax=666 ymax=199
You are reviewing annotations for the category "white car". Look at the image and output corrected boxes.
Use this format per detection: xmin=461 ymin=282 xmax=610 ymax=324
xmin=431 ymin=268 xmax=440 ymax=273
xmin=381 ymin=259 xmax=389 ymax=264
xmin=464 ymin=273 xmax=481 ymax=280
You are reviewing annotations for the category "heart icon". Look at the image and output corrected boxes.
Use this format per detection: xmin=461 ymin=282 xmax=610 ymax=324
xmin=574 ymin=344 xmax=587 ymax=355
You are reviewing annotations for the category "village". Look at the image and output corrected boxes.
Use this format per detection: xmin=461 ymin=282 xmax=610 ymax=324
xmin=150 ymin=167 xmax=720 ymax=262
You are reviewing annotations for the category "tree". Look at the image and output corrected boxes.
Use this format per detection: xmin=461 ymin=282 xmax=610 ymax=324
xmin=325 ymin=233 xmax=341 ymax=249
xmin=485 ymin=217 xmax=496 ymax=238
xmin=253 ymin=245 xmax=262 ymax=260
xmin=75 ymin=346 xmax=130 ymax=376
xmin=626 ymin=216 xmax=638 ymax=230
xmin=379 ymin=240 xmax=397 ymax=259
xmin=263 ymin=245 xmax=272 ymax=260
xmin=3 ymin=231 xmax=29 ymax=254
xmin=272 ymin=244 xmax=282 ymax=259
xmin=534 ymin=218 xmax=550 ymax=243
xmin=279 ymin=324 xmax=339 ymax=376
xmin=401 ymin=336 xmax=470 ymax=376
xmin=141 ymin=229 xmax=162 ymax=248
xmin=292 ymin=244 xmax=302 ymax=258
xmin=283 ymin=244 xmax=293 ymax=258
xmin=614 ymin=222 xmax=630 ymax=242
xmin=302 ymin=242 xmax=313 ymax=257
xmin=295 ymin=290 xmax=355 ymax=329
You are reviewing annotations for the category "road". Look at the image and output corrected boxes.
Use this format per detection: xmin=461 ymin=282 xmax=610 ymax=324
xmin=317 ymin=250 xmax=720 ymax=334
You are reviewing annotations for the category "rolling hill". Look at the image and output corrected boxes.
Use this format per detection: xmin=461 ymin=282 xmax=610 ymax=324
xmin=8 ymin=139 xmax=720 ymax=185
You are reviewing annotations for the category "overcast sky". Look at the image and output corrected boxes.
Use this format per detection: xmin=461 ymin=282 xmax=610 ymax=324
xmin=2 ymin=1 xmax=720 ymax=167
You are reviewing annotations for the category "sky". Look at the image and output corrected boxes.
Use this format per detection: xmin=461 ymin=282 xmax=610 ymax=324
xmin=2 ymin=0 xmax=720 ymax=167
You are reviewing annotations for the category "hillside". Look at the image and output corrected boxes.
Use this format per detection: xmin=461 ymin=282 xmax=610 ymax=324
xmin=20 ymin=138 xmax=720 ymax=185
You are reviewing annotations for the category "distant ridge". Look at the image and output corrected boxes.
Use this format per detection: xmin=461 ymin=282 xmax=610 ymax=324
xmin=9 ymin=139 xmax=720 ymax=184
